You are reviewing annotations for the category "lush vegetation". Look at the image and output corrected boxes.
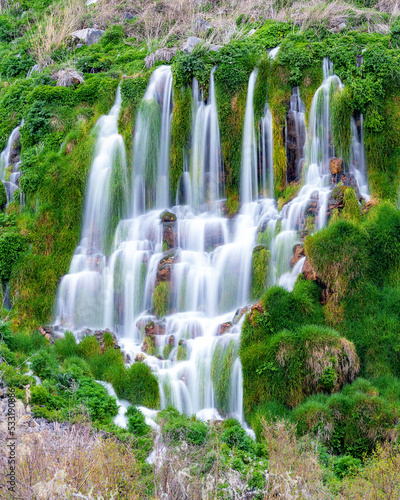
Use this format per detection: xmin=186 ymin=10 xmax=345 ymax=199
xmin=1 ymin=0 xmax=400 ymax=497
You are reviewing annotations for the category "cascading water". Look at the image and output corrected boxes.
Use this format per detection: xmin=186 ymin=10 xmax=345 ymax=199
xmin=286 ymin=86 xmax=307 ymax=183
xmin=55 ymin=87 xmax=127 ymax=328
xmin=259 ymin=104 xmax=274 ymax=198
xmin=273 ymin=58 xmax=369 ymax=287
xmin=240 ymin=69 xmax=259 ymax=204
xmin=189 ymin=67 xmax=223 ymax=209
xmin=133 ymin=66 xmax=173 ymax=215
xmin=0 ymin=123 xmax=23 ymax=203
xmin=55 ymin=58 xmax=369 ymax=425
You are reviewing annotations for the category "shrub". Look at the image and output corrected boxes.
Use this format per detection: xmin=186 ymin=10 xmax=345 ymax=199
xmin=126 ymin=406 xmax=151 ymax=436
xmin=74 ymin=377 xmax=118 ymax=422
xmin=125 ymin=362 xmax=160 ymax=409
xmin=221 ymin=424 xmax=255 ymax=454
xmin=54 ymin=331 xmax=80 ymax=360
xmin=162 ymin=414 xmax=208 ymax=446
xmin=63 ymin=356 xmax=92 ymax=378
xmin=31 ymin=350 xmax=59 ymax=379
xmin=31 ymin=385 xmax=50 ymax=406
xmin=294 ymin=379 xmax=399 ymax=459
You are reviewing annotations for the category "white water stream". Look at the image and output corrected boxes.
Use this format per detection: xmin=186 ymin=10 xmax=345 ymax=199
xmin=53 ymin=59 xmax=369 ymax=425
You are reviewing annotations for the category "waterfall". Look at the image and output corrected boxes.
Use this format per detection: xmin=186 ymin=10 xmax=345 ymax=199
xmin=240 ymin=69 xmax=259 ymax=204
xmin=133 ymin=66 xmax=173 ymax=215
xmin=259 ymin=104 xmax=274 ymax=198
xmin=55 ymin=59 xmax=369 ymax=425
xmin=190 ymin=67 xmax=223 ymax=208
xmin=55 ymin=87 xmax=127 ymax=329
xmin=286 ymin=86 xmax=307 ymax=183
xmin=0 ymin=123 xmax=22 ymax=203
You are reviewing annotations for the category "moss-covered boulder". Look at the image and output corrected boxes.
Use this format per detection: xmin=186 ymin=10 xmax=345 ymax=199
xmin=241 ymin=323 xmax=359 ymax=413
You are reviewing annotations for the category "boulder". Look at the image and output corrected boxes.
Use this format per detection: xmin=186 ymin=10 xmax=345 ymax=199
xmin=329 ymin=157 xmax=343 ymax=175
xmin=182 ymin=36 xmax=202 ymax=53
xmin=123 ymin=12 xmax=135 ymax=20
xmin=194 ymin=17 xmax=212 ymax=33
xmin=53 ymin=68 xmax=84 ymax=87
xmin=216 ymin=322 xmax=232 ymax=336
xmin=144 ymin=320 xmax=165 ymax=336
xmin=209 ymin=44 xmax=222 ymax=52
xmin=156 ymin=251 xmax=179 ymax=285
xmin=71 ymin=28 xmax=105 ymax=46
xmin=290 ymin=244 xmax=305 ymax=268
xmin=161 ymin=212 xmax=177 ymax=250
xmin=144 ymin=47 xmax=177 ymax=69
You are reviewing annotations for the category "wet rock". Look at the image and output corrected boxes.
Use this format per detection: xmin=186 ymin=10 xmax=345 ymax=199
xmin=329 ymin=157 xmax=343 ymax=175
xmin=363 ymin=198 xmax=378 ymax=214
xmin=145 ymin=47 xmax=177 ymax=69
xmin=233 ymin=306 xmax=250 ymax=324
xmin=204 ymin=223 xmax=225 ymax=251
xmin=168 ymin=335 xmax=175 ymax=346
xmin=247 ymin=301 xmax=264 ymax=323
xmin=134 ymin=353 xmax=146 ymax=363
xmin=182 ymin=36 xmax=202 ymax=53
xmin=71 ymin=28 xmax=105 ymax=46
xmin=156 ymin=251 xmax=180 ymax=285
xmin=94 ymin=330 xmax=120 ymax=352
xmin=145 ymin=320 xmax=165 ymax=336
xmin=161 ymin=211 xmax=177 ymax=250
xmin=290 ymin=244 xmax=305 ymax=268
xmin=216 ymin=322 xmax=232 ymax=335
xmin=305 ymin=191 xmax=319 ymax=218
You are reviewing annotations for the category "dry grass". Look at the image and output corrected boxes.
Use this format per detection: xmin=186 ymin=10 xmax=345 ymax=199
xmin=0 ymin=419 xmax=148 ymax=499
xmin=261 ymin=419 xmax=332 ymax=499
xmin=28 ymin=0 xmax=86 ymax=67
xmin=95 ymin=0 xmax=399 ymax=50
xmin=24 ymin=0 xmax=400 ymax=69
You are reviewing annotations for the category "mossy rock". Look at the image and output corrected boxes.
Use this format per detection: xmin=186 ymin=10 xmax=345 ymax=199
xmin=161 ymin=210 xmax=177 ymax=223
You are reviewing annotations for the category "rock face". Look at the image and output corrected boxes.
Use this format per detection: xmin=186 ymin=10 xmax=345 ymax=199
xmin=216 ymin=322 xmax=232 ymax=335
xmin=329 ymin=157 xmax=343 ymax=175
xmin=161 ymin=211 xmax=177 ymax=250
xmin=290 ymin=244 xmax=305 ymax=267
xmin=156 ymin=251 xmax=179 ymax=286
xmin=182 ymin=36 xmax=202 ymax=53
xmin=71 ymin=28 xmax=105 ymax=46
xmin=144 ymin=48 xmax=177 ymax=69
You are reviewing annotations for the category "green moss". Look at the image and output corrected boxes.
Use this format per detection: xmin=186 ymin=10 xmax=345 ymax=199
xmin=170 ymin=85 xmax=191 ymax=201
xmin=305 ymin=220 xmax=369 ymax=299
xmin=342 ymin=187 xmax=361 ymax=223
xmin=294 ymin=378 xmax=398 ymax=459
xmin=250 ymin=245 xmax=270 ymax=301
xmin=331 ymin=86 xmax=352 ymax=164
xmin=211 ymin=339 xmax=237 ymax=415
xmin=153 ymin=281 xmax=170 ymax=318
